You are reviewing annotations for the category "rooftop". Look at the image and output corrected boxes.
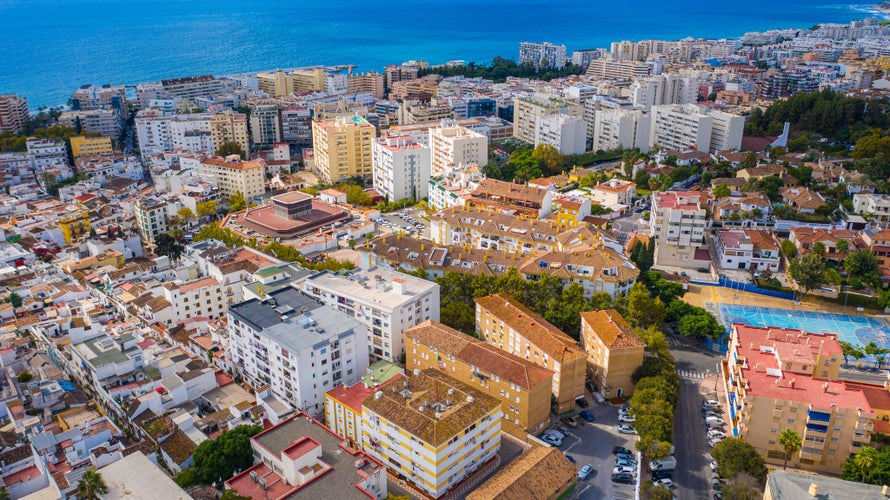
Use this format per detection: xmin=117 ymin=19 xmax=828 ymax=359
xmin=326 ymin=370 xmax=407 ymax=413
xmin=765 ymin=469 xmax=890 ymax=500
xmin=466 ymin=446 xmax=576 ymax=500
xmin=580 ymin=309 xmax=645 ymax=350
xmin=304 ymin=267 xmax=438 ymax=310
xmin=362 ymin=369 xmax=501 ymax=447
xmin=99 ymin=451 xmax=192 ymax=499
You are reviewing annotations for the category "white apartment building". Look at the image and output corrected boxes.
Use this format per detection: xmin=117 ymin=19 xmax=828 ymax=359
xmin=592 ymin=178 xmax=636 ymax=207
xmin=852 ymin=193 xmax=890 ymax=223
xmin=649 ymin=190 xmax=708 ymax=265
xmin=534 ymin=113 xmax=587 ymax=155
xmin=631 ymin=74 xmax=698 ymax=107
xmin=249 ymin=103 xmax=282 ymax=147
xmin=302 ymin=268 xmax=440 ymax=363
xmin=513 ymin=95 xmax=583 ymax=145
xmin=59 ymin=109 xmax=121 ymax=138
xmin=428 ymin=122 xmax=488 ymax=177
xmin=650 ymin=104 xmax=744 ymax=153
xmin=162 ymin=276 xmax=228 ymax=321
xmin=427 ymin=163 xmax=484 ymax=210
xmin=708 ymin=109 xmax=746 ymax=153
xmin=134 ymin=196 xmax=169 ymax=243
xmin=592 ymin=108 xmax=652 ymax=151
xmin=26 ymin=138 xmax=68 ymax=170
xmin=136 ymin=112 xmax=212 ymax=153
xmin=227 ymin=287 xmax=369 ymax=415
xmin=199 ymin=155 xmax=266 ymax=199
xmin=372 ymin=135 xmax=431 ymax=202
xmin=519 ymin=41 xmax=568 ymax=69
xmin=714 ymin=230 xmax=782 ymax=271
xmin=361 ymin=370 xmax=502 ymax=499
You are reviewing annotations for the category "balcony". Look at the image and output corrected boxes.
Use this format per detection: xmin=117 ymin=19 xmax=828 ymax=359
xmin=799 ymin=447 xmax=824 ymax=460
xmin=807 ymin=409 xmax=831 ymax=423
xmin=856 ymin=420 xmax=875 ymax=432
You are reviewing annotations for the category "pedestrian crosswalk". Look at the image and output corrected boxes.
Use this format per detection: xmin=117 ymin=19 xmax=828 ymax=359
xmin=666 ymin=336 xmax=685 ymax=347
xmin=676 ymin=369 xmax=710 ymax=380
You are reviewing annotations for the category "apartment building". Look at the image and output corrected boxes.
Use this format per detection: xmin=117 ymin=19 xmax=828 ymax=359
xmin=853 ymin=193 xmax=890 ymax=223
xmin=428 ymin=122 xmax=488 ymax=177
xmin=714 ymin=230 xmax=782 ymax=271
xmin=280 ymin=105 xmax=313 ymax=147
xmin=249 ymin=103 xmax=282 ymax=147
xmin=427 ymin=163 xmax=484 ymax=210
xmin=467 ymin=177 xmax=553 ymax=217
xmin=324 ymin=361 xmax=406 ymax=449
xmin=0 ymin=94 xmax=29 ymax=134
xmin=199 ymin=155 xmax=266 ymax=199
xmin=361 ymin=369 xmax=502 ymax=499
xmin=70 ymin=84 xmax=127 ymax=119
xmin=70 ymin=136 xmax=113 ymax=157
xmin=534 ymin=113 xmax=587 ymax=155
xmin=631 ymin=74 xmax=698 ymax=107
xmin=209 ymin=112 xmax=250 ymax=156
xmin=513 ymin=95 xmax=583 ymax=145
xmin=59 ymin=210 xmax=91 ymax=245
xmin=348 ymin=72 xmax=385 ymax=99
xmin=256 ymin=70 xmax=295 ymax=97
xmin=430 ymin=203 xmax=572 ymax=252
xmin=134 ymin=196 xmax=169 ymax=243
xmin=26 ymin=138 xmax=68 ymax=170
xmin=585 ymin=59 xmax=651 ymax=81
xmin=59 ymin=109 xmax=121 ymax=138
xmin=475 ymin=293 xmax=586 ymax=413
xmin=650 ymin=104 xmax=744 ymax=153
xmin=580 ymin=310 xmax=645 ymax=398
xmin=592 ymin=108 xmax=652 ymax=152
xmin=160 ymin=75 xmax=225 ymax=101
xmin=372 ymin=135 xmax=431 ymax=202
xmin=518 ymin=41 xmax=568 ymax=69
xmin=302 ymin=267 xmax=440 ymax=363
xmin=592 ymin=178 xmax=636 ymax=207
xmin=384 ymin=62 xmax=423 ymax=88
xmin=225 ymin=413 xmax=388 ymax=499
xmin=406 ymin=320 xmax=553 ymax=434
xmin=724 ymin=324 xmax=875 ymax=473
xmin=161 ymin=276 xmax=228 ymax=321
xmin=649 ymin=190 xmax=707 ymax=265
xmin=398 ymin=100 xmax=454 ymax=125
xmin=312 ymin=116 xmax=376 ymax=183
xmin=227 ymin=286 xmax=369 ymax=415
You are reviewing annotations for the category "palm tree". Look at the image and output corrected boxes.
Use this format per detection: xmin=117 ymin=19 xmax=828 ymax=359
xmin=0 ymin=488 xmax=11 ymax=500
xmin=778 ymin=429 xmax=802 ymax=470
xmin=853 ymin=446 xmax=878 ymax=482
xmin=76 ymin=470 xmax=108 ymax=500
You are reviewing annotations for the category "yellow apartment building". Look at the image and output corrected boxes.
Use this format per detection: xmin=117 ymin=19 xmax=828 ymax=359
xmin=209 ymin=112 xmax=250 ymax=155
xmin=475 ymin=293 xmax=587 ymax=413
xmin=59 ymin=210 xmax=91 ymax=244
xmin=311 ymin=115 xmax=376 ymax=183
xmin=405 ymin=320 xmax=554 ymax=434
xmin=69 ymin=136 xmax=113 ymax=157
xmin=256 ymin=70 xmax=294 ymax=97
xmin=580 ymin=309 xmax=645 ymax=398
xmin=199 ymin=155 xmax=266 ymax=200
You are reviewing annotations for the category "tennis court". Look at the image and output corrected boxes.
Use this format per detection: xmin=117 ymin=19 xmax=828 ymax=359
xmin=717 ymin=303 xmax=890 ymax=349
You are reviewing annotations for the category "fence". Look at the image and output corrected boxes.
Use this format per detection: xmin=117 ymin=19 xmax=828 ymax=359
xmin=690 ymin=277 xmax=796 ymax=300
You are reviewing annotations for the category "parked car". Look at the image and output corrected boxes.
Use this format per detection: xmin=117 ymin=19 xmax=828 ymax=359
xmin=592 ymin=392 xmax=607 ymax=405
xmin=617 ymin=424 xmax=637 ymax=435
xmin=704 ymin=399 xmax=721 ymax=407
xmin=612 ymin=472 xmax=634 ymax=484
xmin=612 ymin=466 xmax=635 ymax=475
xmin=708 ymin=430 xmax=726 ymax=439
xmin=706 ymin=417 xmax=725 ymax=426
xmin=541 ymin=434 xmax=562 ymax=446
xmin=709 ymin=460 xmax=719 ymax=472
xmin=575 ymin=397 xmax=589 ymax=408
xmin=579 ymin=410 xmax=595 ymax=422
xmin=562 ymin=416 xmax=578 ymax=428
xmin=650 ymin=457 xmax=678 ymax=471
xmin=613 ymin=446 xmax=632 ymax=455
xmin=655 ymin=478 xmax=674 ymax=489
xmin=585 ymin=381 xmax=596 ymax=393
xmin=545 ymin=429 xmax=566 ymax=439
xmin=558 ymin=426 xmax=572 ymax=436
xmin=616 ymin=458 xmax=636 ymax=468
xmin=619 ymin=415 xmax=636 ymax=424
xmin=578 ymin=464 xmax=593 ymax=480
xmin=565 ymin=454 xmax=576 ymax=464
xmin=708 ymin=437 xmax=724 ymax=447
xmin=652 ymin=470 xmax=673 ymax=481
xmin=615 ymin=452 xmax=635 ymax=461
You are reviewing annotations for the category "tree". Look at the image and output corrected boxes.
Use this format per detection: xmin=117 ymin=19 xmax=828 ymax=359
xmin=812 ymin=241 xmax=826 ymax=257
xmin=625 ymin=282 xmax=666 ymax=329
xmin=439 ymin=299 xmax=475 ymax=334
xmin=839 ymin=340 xmax=865 ymax=366
xmin=836 ymin=238 xmax=849 ymax=254
xmin=713 ymin=183 xmax=731 ymax=199
xmin=676 ymin=311 xmax=724 ymax=338
xmin=853 ymin=446 xmax=879 ymax=482
xmin=640 ymin=481 xmax=673 ymax=500
xmin=720 ymin=472 xmax=762 ymax=500
xmin=845 ymin=250 xmax=880 ymax=286
xmin=5 ymin=292 xmax=22 ymax=308
xmin=76 ymin=470 xmax=108 ymax=500
xmin=864 ymin=341 xmax=890 ymax=369
xmin=16 ymin=372 xmax=32 ymax=383
xmin=220 ymin=489 xmax=252 ymax=500
xmin=216 ymin=140 xmax=246 ymax=160
xmin=177 ymin=207 xmax=195 ymax=222
xmin=781 ymin=239 xmax=796 ymax=258
xmin=778 ymin=429 xmax=802 ymax=470
xmin=788 ymin=253 xmax=827 ymax=293
xmin=154 ymin=233 xmax=184 ymax=261
xmin=0 ymin=489 xmax=10 ymax=500
xmin=229 ymin=191 xmax=246 ymax=212
xmin=192 ymin=425 xmax=263 ymax=484
xmin=531 ymin=143 xmax=563 ymax=176
xmin=196 ymin=200 xmax=218 ymax=218
xmin=174 ymin=467 xmax=200 ymax=488
xmin=711 ymin=439 xmax=767 ymax=484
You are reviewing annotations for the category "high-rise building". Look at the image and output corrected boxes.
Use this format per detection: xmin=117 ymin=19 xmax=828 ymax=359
xmin=227 ymin=287 xmax=370 ymax=415
xmin=571 ymin=49 xmax=604 ymax=69
xmin=384 ymin=62 xmax=426 ymax=89
xmin=280 ymin=105 xmax=312 ymax=147
xmin=134 ymin=196 xmax=169 ymax=243
xmin=160 ymin=75 xmax=225 ymax=101
xmin=512 ymin=95 xmax=583 ymax=145
xmin=518 ymin=41 xmax=568 ymax=69
xmin=256 ymin=70 xmax=294 ymax=97
xmin=248 ymin=103 xmax=282 ymax=147
xmin=585 ymin=59 xmax=651 ymax=81
xmin=311 ymin=116 xmax=377 ymax=183
xmin=371 ymin=135 xmax=431 ymax=202
xmin=347 ymin=72 xmax=385 ymax=99
xmin=428 ymin=122 xmax=488 ymax=177
xmin=209 ymin=111 xmax=250 ymax=155
xmin=610 ymin=41 xmax=651 ymax=61
xmin=199 ymin=155 xmax=266 ymax=199
xmin=70 ymin=84 xmax=128 ymax=119
xmin=649 ymin=190 xmax=708 ymax=265
xmin=59 ymin=109 xmax=122 ymax=138
xmin=592 ymin=108 xmax=652 ymax=151
xmin=631 ymin=74 xmax=699 ymax=107
xmin=534 ymin=113 xmax=587 ymax=155
xmin=0 ymin=94 xmax=29 ymax=134
xmin=292 ymin=68 xmax=327 ymax=92
xmin=649 ymin=104 xmax=743 ymax=153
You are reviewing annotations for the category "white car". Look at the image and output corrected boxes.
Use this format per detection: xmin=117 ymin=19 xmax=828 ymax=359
xmin=704 ymin=399 xmax=721 ymax=407
xmin=655 ymin=478 xmax=674 ymax=489
xmin=617 ymin=424 xmax=637 ymax=435
xmin=612 ymin=466 xmax=635 ymax=475
xmin=709 ymin=460 xmax=719 ymax=472
xmin=708 ymin=430 xmax=726 ymax=439
xmin=618 ymin=415 xmax=636 ymax=424
xmin=709 ymin=437 xmax=724 ymax=447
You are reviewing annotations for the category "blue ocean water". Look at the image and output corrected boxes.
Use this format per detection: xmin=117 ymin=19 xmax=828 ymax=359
xmin=0 ymin=0 xmax=883 ymax=108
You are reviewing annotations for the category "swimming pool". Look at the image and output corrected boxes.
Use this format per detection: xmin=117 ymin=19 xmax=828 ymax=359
xmin=716 ymin=303 xmax=890 ymax=350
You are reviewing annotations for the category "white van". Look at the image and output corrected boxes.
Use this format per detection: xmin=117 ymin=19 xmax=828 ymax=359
xmin=650 ymin=457 xmax=677 ymax=471
xmin=592 ymin=392 xmax=606 ymax=405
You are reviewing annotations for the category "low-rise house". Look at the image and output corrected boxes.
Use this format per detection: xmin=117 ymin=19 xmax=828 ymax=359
xmin=780 ymin=187 xmax=826 ymax=214
xmin=714 ymin=230 xmax=782 ymax=271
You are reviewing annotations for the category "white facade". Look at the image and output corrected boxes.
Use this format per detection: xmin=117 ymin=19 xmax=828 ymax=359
xmin=372 ymin=135 xmax=432 ymax=202
xmin=649 ymin=191 xmax=708 ymax=264
xmin=136 ymin=112 xmax=214 ymax=154
xmin=227 ymin=288 xmax=369 ymax=416
xmin=428 ymin=123 xmax=488 ymax=177
xmin=649 ymin=104 xmax=744 ymax=153
xmin=592 ymin=108 xmax=652 ymax=151
xmin=714 ymin=230 xmax=781 ymax=272
xmin=631 ymin=74 xmax=698 ymax=107
xmin=302 ymin=268 xmax=440 ymax=363
xmin=708 ymin=109 xmax=745 ymax=153
xmin=534 ymin=113 xmax=587 ymax=155
xmin=134 ymin=196 xmax=170 ymax=243
xmin=853 ymin=193 xmax=890 ymax=222
xmin=427 ymin=164 xmax=484 ymax=210
xmin=26 ymin=138 xmax=68 ymax=170
xmin=592 ymin=179 xmax=637 ymax=206
xmin=518 ymin=41 xmax=568 ymax=69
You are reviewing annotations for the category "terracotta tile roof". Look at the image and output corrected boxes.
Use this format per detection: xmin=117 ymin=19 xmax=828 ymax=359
xmin=580 ymin=310 xmax=645 ymax=350
xmin=471 ymin=178 xmax=548 ymax=207
xmin=519 ymin=246 xmax=639 ymax=284
xmin=466 ymin=446 xmax=576 ymax=500
xmin=745 ymin=230 xmax=780 ymax=251
xmin=201 ymin=156 xmax=264 ymax=170
xmin=476 ymin=293 xmax=584 ymax=363
xmin=177 ymin=277 xmax=219 ymax=294
xmin=406 ymin=320 xmax=554 ymax=390
xmin=158 ymin=428 xmax=197 ymax=466
xmin=780 ymin=187 xmax=825 ymax=210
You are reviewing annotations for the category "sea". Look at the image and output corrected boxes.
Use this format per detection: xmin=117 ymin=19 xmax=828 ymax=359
xmin=0 ymin=0 xmax=886 ymax=109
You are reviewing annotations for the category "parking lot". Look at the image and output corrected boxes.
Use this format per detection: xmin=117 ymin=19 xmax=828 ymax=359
xmin=375 ymin=208 xmax=430 ymax=239
xmin=550 ymin=398 xmax=639 ymax=500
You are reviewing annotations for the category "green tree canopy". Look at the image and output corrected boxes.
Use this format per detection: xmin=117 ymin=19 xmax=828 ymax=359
xmin=192 ymin=425 xmax=262 ymax=484
xmin=216 ymin=140 xmax=246 ymax=159
xmin=781 ymin=239 xmax=796 ymax=258
xmin=844 ymin=249 xmax=880 ymax=286
xmin=76 ymin=470 xmax=108 ymax=500
xmin=778 ymin=429 xmax=802 ymax=470
xmin=154 ymin=233 xmax=184 ymax=261
xmin=788 ymin=253 xmax=827 ymax=293
xmin=625 ymin=282 xmax=666 ymax=329
xmin=229 ymin=191 xmax=246 ymax=212
xmin=842 ymin=445 xmax=890 ymax=485
xmin=713 ymin=183 xmax=731 ymax=199
xmin=196 ymin=200 xmax=219 ymax=217
xmin=711 ymin=439 xmax=767 ymax=484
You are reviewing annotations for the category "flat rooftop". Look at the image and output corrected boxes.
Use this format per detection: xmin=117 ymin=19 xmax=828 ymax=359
xmin=304 ymin=267 xmax=438 ymax=310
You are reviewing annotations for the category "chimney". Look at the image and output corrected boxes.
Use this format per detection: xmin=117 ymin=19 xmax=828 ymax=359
xmin=808 ymin=483 xmax=818 ymax=496
xmin=392 ymin=278 xmax=406 ymax=295
xmin=790 ymin=378 xmax=796 ymax=388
